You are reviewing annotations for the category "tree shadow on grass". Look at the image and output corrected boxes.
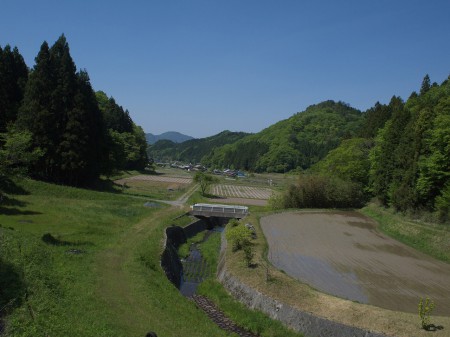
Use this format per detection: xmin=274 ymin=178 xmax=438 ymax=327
xmin=0 ymin=194 xmax=28 ymax=207
xmin=0 ymin=258 xmax=25 ymax=316
xmin=0 ymin=179 xmax=37 ymax=216
xmin=41 ymin=233 xmax=93 ymax=247
xmin=0 ymin=178 xmax=29 ymax=196
xmin=85 ymin=178 xmax=122 ymax=194
xmin=0 ymin=206 xmax=41 ymax=216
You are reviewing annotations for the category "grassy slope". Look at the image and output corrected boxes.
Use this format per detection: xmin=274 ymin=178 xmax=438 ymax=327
xmin=360 ymin=204 xmax=450 ymax=263
xmin=0 ymin=178 xmax=226 ymax=337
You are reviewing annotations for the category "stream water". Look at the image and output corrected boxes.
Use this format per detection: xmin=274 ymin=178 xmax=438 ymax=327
xmin=179 ymin=226 xmax=223 ymax=297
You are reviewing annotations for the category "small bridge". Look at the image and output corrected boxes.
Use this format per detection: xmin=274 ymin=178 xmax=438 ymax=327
xmin=190 ymin=203 xmax=248 ymax=219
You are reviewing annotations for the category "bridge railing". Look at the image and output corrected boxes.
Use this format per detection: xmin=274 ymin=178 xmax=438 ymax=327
xmin=191 ymin=203 xmax=248 ymax=215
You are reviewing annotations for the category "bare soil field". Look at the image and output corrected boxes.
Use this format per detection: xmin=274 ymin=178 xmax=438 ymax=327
xmin=211 ymin=184 xmax=273 ymax=200
xmin=114 ymin=174 xmax=192 ymax=200
xmin=118 ymin=174 xmax=192 ymax=185
xmin=261 ymin=211 xmax=450 ymax=316
xmin=206 ymin=197 xmax=268 ymax=207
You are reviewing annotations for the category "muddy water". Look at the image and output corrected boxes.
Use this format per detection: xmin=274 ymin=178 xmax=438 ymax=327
xmin=261 ymin=211 xmax=450 ymax=315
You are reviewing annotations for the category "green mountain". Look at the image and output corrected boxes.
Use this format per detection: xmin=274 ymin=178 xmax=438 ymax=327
xmin=203 ymin=100 xmax=363 ymax=172
xmin=148 ymin=130 xmax=250 ymax=163
xmin=146 ymin=131 xmax=194 ymax=144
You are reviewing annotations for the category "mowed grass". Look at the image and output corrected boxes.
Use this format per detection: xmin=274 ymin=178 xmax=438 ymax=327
xmin=0 ymin=178 xmax=227 ymax=337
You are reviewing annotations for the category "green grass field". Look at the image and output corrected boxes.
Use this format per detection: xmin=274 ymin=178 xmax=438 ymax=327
xmin=2 ymin=172 xmax=448 ymax=337
xmin=0 ymin=178 xmax=227 ymax=337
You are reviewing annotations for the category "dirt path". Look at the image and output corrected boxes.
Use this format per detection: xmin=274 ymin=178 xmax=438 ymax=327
xmin=94 ymin=208 xmax=170 ymax=334
xmin=261 ymin=211 xmax=450 ymax=316
xmin=156 ymin=183 xmax=199 ymax=206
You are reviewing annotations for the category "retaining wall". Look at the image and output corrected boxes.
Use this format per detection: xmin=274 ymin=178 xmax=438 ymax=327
xmin=161 ymin=218 xmax=211 ymax=288
xmin=217 ymin=232 xmax=387 ymax=337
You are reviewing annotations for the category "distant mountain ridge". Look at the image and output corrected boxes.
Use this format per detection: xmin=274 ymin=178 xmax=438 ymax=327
xmin=145 ymin=131 xmax=194 ymax=144
xmin=202 ymin=100 xmax=364 ymax=172
xmin=148 ymin=130 xmax=250 ymax=163
xmin=147 ymin=101 xmax=363 ymax=170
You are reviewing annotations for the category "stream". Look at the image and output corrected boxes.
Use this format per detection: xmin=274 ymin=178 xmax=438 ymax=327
xmin=179 ymin=226 xmax=224 ymax=297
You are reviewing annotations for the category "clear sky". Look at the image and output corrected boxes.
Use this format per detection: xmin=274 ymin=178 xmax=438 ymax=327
xmin=1 ymin=1 xmax=449 ymax=138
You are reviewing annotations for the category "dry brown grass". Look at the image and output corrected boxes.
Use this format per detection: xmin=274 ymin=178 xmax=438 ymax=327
xmin=224 ymin=211 xmax=450 ymax=337
xmin=114 ymin=177 xmax=190 ymax=200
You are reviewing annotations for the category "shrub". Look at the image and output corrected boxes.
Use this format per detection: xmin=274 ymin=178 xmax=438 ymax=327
xmin=225 ymin=222 xmax=252 ymax=252
xmin=418 ymin=297 xmax=435 ymax=330
xmin=242 ymin=243 xmax=254 ymax=267
xmin=279 ymin=174 xmax=366 ymax=209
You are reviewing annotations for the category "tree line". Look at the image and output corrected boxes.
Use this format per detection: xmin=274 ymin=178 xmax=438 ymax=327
xmin=283 ymin=75 xmax=449 ymax=222
xmin=0 ymin=35 xmax=148 ymax=189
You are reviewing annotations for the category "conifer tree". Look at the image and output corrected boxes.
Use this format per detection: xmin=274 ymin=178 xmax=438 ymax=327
xmin=369 ymin=96 xmax=408 ymax=205
xmin=420 ymin=74 xmax=431 ymax=95
xmin=16 ymin=41 xmax=57 ymax=179
xmin=17 ymin=35 xmax=106 ymax=185
xmin=0 ymin=45 xmax=28 ymax=132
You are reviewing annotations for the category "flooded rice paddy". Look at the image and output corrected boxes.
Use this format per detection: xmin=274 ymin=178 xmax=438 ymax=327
xmin=261 ymin=211 xmax=450 ymax=315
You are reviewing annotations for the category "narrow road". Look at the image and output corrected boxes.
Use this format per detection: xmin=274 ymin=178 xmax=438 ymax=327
xmin=155 ymin=183 xmax=199 ymax=207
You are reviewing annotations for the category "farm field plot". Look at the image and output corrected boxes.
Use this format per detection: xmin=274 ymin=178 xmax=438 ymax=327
xmin=114 ymin=174 xmax=192 ymax=200
xmin=261 ymin=211 xmax=450 ymax=316
xmin=120 ymin=174 xmax=192 ymax=185
xmin=211 ymin=184 xmax=273 ymax=200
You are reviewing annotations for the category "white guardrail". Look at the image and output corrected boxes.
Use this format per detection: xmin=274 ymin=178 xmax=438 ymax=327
xmin=191 ymin=203 xmax=248 ymax=215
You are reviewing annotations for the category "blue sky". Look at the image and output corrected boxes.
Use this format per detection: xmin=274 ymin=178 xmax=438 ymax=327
xmin=2 ymin=1 xmax=449 ymax=138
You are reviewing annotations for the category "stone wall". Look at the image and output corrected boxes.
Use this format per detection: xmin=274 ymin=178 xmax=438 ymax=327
xmin=217 ymin=232 xmax=387 ymax=337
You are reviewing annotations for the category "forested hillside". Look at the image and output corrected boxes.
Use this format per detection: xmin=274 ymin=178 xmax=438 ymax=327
xmin=203 ymin=101 xmax=363 ymax=172
xmin=0 ymin=35 xmax=148 ymax=189
xmin=148 ymin=130 xmax=249 ymax=163
xmin=310 ymin=75 xmax=450 ymax=220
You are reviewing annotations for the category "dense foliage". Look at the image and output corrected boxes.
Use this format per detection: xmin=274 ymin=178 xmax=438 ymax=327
xmin=369 ymin=76 xmax=450 ymax=220
xmin=310 ymin=138 xmax=373 ymax=187
xmin=193 ymin=171 xmax=219 ymax=196
xmin=272 ymin=174 xmax=366 ymax=209
xmin=0 ymin=45 xmax=28 ymax=133
xmin=0 ymin=35 xmax=148 ymax=188
xmin=96 ymin=91 xmax=148 ymax=173
xmin=203 ymin=101 xmax=363 ymax=172
xmin=309 ymin=75 xmax=450 ymax=219
xmin=148 ymin=130 xmax=249 ymax=163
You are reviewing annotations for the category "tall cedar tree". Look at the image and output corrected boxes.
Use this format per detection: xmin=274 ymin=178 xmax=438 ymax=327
xmin=0 ymin=45 xmax=28 ymax=132
xmin=369 ymin=96 xmax=408 ymax=205
xmin=17 ymin=35 xmax=105 ymax=185
xmin=369 ymin=75 xmax=450 ymax=217
xmin=420 ymin=74 xmax=431 ymax=95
